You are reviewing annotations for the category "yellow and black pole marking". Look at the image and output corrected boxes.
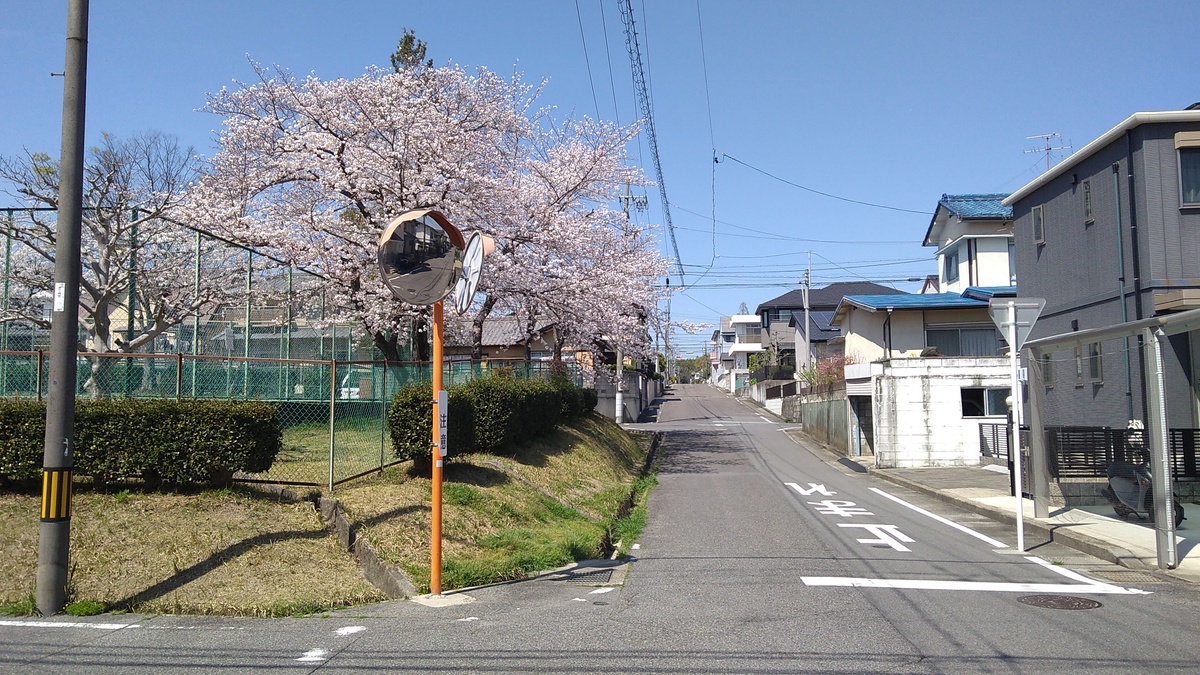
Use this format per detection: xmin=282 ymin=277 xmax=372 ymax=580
xmin=40 ymin=469 xmax=73 ymax=522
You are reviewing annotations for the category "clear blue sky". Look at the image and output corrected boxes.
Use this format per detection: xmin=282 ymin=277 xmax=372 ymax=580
xmin=3 ymin=1 xmax=1197 ymax=357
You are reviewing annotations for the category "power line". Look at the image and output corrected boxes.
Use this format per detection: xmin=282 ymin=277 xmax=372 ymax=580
xmin=667 ymin=205 xmax=915 ymax=244
xmin=720 ymin=153 xmax=930 ymax=215
xmin=598 ymin=0 xmax=621 ymax=126
xmin=619 ymin=0 xmax=684 ymax=284
xmin=574 ymin=0 xmax=601 ymax=119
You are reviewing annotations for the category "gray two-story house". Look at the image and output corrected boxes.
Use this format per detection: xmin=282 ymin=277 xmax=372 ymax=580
xmin=1005 ymin=105 xmax=1200 ymax=429
xmin=756 ymin=281 xmax=904 ymax=369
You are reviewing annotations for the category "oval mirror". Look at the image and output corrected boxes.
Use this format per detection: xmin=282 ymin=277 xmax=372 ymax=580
xmin=377 ymin=210 xmax=464 ymax=306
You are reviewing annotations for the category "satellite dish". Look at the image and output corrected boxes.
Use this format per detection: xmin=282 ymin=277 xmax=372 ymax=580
xmin=377 ymin=210 xmax=464 ymax=306
xmin=452 ymin=232 xmax=485 ymax=315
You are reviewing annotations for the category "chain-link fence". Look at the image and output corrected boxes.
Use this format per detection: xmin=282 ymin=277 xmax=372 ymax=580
xmin=1 ymin=351 xmax=584 ymax=490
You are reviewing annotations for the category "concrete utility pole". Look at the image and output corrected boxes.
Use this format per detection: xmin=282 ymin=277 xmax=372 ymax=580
xmin=38 ymin=0 xmax=89 ymax=616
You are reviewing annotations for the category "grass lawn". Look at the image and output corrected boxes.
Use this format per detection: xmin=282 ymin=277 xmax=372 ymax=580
xmin=252 ymin=420 xmax=394 ymax=486
xmin=335 ymin=414 xmax=655 ymax=593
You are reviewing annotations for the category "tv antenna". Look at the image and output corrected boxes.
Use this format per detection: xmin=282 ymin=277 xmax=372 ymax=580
xmin=1025 ymin=132 xmax=1071 ymax=171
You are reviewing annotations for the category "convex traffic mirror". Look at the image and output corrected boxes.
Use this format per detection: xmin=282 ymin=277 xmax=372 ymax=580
xmin=377 ymin=210 xmax=466 ymax=306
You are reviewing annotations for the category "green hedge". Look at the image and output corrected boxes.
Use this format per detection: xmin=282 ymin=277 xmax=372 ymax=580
xmin=388 ymin=374 xmax=598 ymax=470
xmin=0 ymin=399 xmax=282 ymax=485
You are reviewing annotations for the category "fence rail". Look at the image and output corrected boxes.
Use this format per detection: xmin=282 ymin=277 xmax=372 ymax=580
xmin=1 ymin=350 xmax=582 ymax=490
xmin=979 ymin=423 xmax=1199 ymax=480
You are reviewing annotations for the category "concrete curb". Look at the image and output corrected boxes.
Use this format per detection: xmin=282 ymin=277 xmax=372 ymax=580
xmin=317 ymin=496 xmax=418 ymax=599
xmin=867 ymin=469 xmax=1152 ymax=571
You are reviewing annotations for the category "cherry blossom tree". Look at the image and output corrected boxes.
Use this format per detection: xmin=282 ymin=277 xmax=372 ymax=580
xmin=0 ymin=132 xmax=244 ymax=394
xmin=182 ymin=61 xmax=668 ymax=364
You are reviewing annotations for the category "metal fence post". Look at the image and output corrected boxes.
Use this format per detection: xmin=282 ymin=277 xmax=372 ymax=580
xmin=243 ymin=251 xmax=252 ymax=397
xmin=328 ymin=358 xmax=337 ymax=492
xmin=380 ymin=360 xmax=387 ymax=473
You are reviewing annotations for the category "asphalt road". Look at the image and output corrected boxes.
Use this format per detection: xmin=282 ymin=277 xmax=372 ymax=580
xmin=3 ymin=384 xmax=1199 ymax=673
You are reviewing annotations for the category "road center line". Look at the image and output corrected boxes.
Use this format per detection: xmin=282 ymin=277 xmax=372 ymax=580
xmin=869 ymin=487 xmax=1008 ymax=549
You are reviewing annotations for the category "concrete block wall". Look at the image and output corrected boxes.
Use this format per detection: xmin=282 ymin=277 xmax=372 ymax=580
xmin=874 ymin=357 xmax=1011 ymax=468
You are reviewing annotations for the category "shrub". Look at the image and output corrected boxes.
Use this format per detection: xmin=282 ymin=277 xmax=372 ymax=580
xmin=0 ymin=399 xmax=282 ymax=485
xmin=387 ymin=374 xmax=595 ymax=470
xmin=386 ymin=382 xmax=474 ymax=471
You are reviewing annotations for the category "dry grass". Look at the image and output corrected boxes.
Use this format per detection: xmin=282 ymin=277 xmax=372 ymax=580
xmin=0 ymin=413 xmax=652 ymax=613
xmin=0 ymin=486 xmax=384 ymax=616
xmin=251 ymin=420 xmax=392 ymax=485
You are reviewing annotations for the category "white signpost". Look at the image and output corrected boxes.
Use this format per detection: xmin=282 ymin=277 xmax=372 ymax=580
xmin=988 ymin=297 xmax=1045 ymax=552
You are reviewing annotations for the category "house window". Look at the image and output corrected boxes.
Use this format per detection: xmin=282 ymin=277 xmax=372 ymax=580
xmin=1074 ymin=345 xmax=1084 ymax=386
xmin=943 ymin=245 xmax=960 ymax=283
xmin=1083 ymin=180 xmax=1094 ymax=223
xmin=1040 ymin=353 xmax=1053 ymax=388
xmin=1032 ymin=205 xmax=1045 ymax=244
xmin=1008 ymin=239 xmax=1016 ymax=284
xmin=1087 ymin=342 xmax=1103 ymax=383
xmin=961 ymin=387 xmax=1011 ymax=417
xmin=925 ymin=327 xmax=1002 ymax=357
xmin=1181 ymin=147 xmax=1200 ymax=206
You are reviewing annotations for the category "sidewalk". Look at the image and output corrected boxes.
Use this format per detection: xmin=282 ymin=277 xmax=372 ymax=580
xmin=861 ymin=461 xmax=1199 ymax=584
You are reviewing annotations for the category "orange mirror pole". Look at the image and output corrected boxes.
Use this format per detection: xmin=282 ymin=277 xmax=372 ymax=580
xmin=430 ymin=300 xmax=444 ymax=595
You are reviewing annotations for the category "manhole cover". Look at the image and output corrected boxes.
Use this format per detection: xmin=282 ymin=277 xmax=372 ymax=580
xmin=548 ymin=569 xmax=614 ymax=585
xmin=1017 ymin=595 xmax=1102 ymax=610
xmin=1087 ymin=570 xmax=1163 ymax=584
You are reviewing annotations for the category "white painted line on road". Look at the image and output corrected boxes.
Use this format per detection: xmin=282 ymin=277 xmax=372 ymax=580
xmin=758 ymin=415 xmax=772 ymax=423
xmin=838 ymin=523 xmax=914 ymax=551
xmin=800 ymin=577 xmax=1150 ymax=594
xmin=297 ymin=648 xmax=328 ymax=662
xmin=0 ymin=620 xmax=137 ymax=630
xmin=869 ymin=487 xmax=1008 ymax=549
xmin=336 ymin=626 xmax=367 ymax=636
xmin=588 ymin=587 xmax=615 ymax=595
xmin=456 ymin=617 xmax=480 ymax=622
xmin=786 ymin=482 xmax=836 ymax=496
xmin=572 ymin=598 xmax=588 ymax=602
xmin=1025 ymin=555 xmax=1139 ymax=591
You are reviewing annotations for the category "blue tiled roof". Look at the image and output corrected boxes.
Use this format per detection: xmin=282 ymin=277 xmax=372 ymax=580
xmin=937 ymin=194 xmax=1012 ymax=220
xmin=838 ymin=286 xmax=1018 ymax=313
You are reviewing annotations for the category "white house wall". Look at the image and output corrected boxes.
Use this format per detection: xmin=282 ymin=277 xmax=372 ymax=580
xmin=872 ymin=357 xmax=1011 ymax=468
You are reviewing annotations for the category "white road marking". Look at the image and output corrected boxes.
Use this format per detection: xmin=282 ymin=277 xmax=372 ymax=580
xmin=838 ymin=523 xmax=915 ymax=551
xmin=572 ymin=598 xmax=588 ymax=602
xmin=297 ymin=649 xmax=328 ymax=662
xmin=758 ymin=415 xmax=772 ymax=423
xmin=588 ymin=587 xmax=615 ymax=595
xmin=786 ymin=482 xmax=836 ymax=496
xmin=801 ymin=577 xmax=1150 ymax=594
xmin=456 ymin=617 xmax=480 ymax=622
xmin=982 ymin=464 xmax=1010 ymax=474
xmin=1025 ymin=556 xmax=1132 ymax=589
xmin=869 ymin=487 xmax=1008 ymax=549
xmin=0 ymin=620 xmax=136 ymax=630
xmin=809 ymin=500 xmax=875 ymax=517
xmin=336 ymin=626 xmax=367 ymax=636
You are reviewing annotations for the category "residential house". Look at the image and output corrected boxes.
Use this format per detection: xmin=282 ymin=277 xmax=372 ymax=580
xmin=443 ymin=316 xmax=560 ymax=362
xmin=924 ymin=194 xmax=1015 ymax=294
xmin=710 ymin=314 xmax=763 ymax=393
xmin=1004 ymin=106 xmax=1200 ymax=430
xmin=757 ymin=282 xmax=905 ymax=370
xmin=832 ymin=286 xmax=1014 ymax=467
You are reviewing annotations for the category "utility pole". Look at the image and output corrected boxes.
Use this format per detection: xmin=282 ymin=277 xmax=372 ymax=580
xmin=802 ymin=251 xmax=811 ymax=371
xmin=38 ymin=0 xmax=88 ymax=616
xmin=1025 ymin=132 xmax=1071 ymax=172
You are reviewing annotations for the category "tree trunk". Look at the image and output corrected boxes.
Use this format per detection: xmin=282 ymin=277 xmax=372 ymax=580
xmin=372 ymin=330 xmax=402 ymax=362
xmin=471 ymin=296 xmax=496 ymax=361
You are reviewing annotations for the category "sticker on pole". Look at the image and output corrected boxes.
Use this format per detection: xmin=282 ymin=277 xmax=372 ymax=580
xmin=988 ymin=297 xmax=1046 ymax=351
xmin=438 ymin=389 xmax=449 ymax=457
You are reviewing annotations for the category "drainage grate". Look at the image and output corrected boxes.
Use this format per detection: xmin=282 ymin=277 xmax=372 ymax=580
xmin=548 ymin=569 xmax=614 ymax=585
xmin=1086 ymin=570 xmax=1164 ymax=584
xmin=1017 ymin=595 xmax=1103 ymax=610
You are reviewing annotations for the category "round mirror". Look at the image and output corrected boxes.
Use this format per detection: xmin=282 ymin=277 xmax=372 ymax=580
xmin=378 ymin=211 xmax=464 ymax=306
